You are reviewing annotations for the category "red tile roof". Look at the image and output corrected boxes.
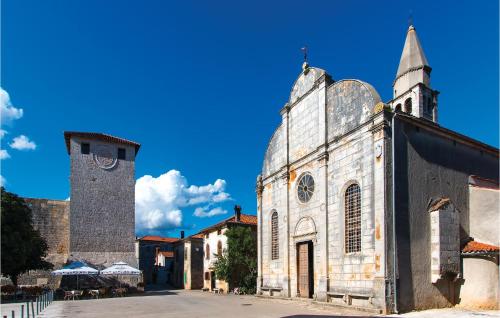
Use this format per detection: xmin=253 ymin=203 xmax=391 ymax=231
xmin=138 ymin=236 xmax=179 ymax=243
xmin=64 ymin=131 xmax=141 ymax=155
xmin=462 ymin=240 xmax=499 ymax=254
xmin=159 ymin=251 xmax=174 ymax=258
xmin=469 ymin=175 xmax=499 ymax=190
xmin=199 ymin=213 xmax=257 ymax=234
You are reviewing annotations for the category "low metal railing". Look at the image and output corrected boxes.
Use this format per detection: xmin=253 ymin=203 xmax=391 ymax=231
xmin=3 ymin=290 xmax=53 ymax=318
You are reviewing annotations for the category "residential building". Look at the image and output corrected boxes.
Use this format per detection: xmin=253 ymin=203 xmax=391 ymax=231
xmin=135 ymin=235 xmax=178 ymax=285
xmin=199 ymin=206 xmax=257 ymax=293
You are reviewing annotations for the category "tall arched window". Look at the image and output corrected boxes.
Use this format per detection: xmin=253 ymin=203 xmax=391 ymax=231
xmin=404 ymin=98 xmax=412 ymax=114
xmin=395 ymin=104 xmax=402 ymax=112
xmin=345 ymin=183 xmax=361 ymax=253
xmin=217 ymin=241 xmax=222 ymax=257
xmin=271 ymin=211 xmax=279 ymax=260
xmin=205 ymin=244 xmax=210 ymax=259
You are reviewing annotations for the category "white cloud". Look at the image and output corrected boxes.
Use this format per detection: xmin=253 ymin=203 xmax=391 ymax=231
xmin=135 ymin=170 xmax=231 ymax=234
xmin=0 ymin=149 xmax=10 ymax=160
xmin=193 ymin=206 xmax=228 ymax=218
xmin=0 ymin=129 xmax=7 ymax=138
xmin=10 ymin=135 xmax=37 ymax=150
xmin=0 ymin=175 xmax=5 ymax=187
xmin=0 ymin=88 xmax=23 ymax=125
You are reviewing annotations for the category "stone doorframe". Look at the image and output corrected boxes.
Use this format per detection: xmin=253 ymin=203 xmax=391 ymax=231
xmin=292 ymin=216 xmax=317 ymax=298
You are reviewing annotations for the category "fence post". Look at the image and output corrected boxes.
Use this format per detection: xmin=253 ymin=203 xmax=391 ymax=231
xmin=10 ymin=310 xmax=14 ymax=318
xmin=26 ymin=301 xmax=29 ymax=318
xmin=30 ymin=301 xmax=34 ymax=318
xmin=21 ymin=304 xmax=24 ymax=318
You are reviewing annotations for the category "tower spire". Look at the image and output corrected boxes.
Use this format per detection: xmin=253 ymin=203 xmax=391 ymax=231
xmin=392 ymin=23 xmax=438 ymax=123
xmin=395 ymin=24 xmax=430 ymax=83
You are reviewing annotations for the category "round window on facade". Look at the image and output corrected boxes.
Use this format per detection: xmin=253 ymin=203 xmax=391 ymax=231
xmin=297 ymin=173 xmax=315 ymax=203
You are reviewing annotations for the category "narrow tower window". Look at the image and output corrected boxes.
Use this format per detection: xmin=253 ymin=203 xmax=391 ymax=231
xmin=271 ymin=211 xmax=279 ymax=260
xmin=345 ymin=183 xmax=361 ymax=253
xmin=205 ymin=244 xmax=210 ymax=260
xmin=81 ymin=143 xmax=90 ymax=154
xmin=118 ymin=148 xmax=126 ymax=160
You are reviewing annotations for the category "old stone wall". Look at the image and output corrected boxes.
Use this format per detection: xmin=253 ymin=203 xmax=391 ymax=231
xmin=18 ymin=198 xmax=69 ymax=287
xmin=69 ymin=137 xmax=136 ymax=267
xmin=392 ymin=116 xmax=499 ymax=312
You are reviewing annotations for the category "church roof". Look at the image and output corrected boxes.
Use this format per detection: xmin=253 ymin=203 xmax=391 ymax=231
xmin=396 ymin=25 xmax=430 ymax=81
xmin=64 ymin=131 xmax=141 ymax=155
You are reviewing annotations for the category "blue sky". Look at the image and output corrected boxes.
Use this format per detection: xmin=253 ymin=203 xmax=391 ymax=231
xmin=2 ymin=1 xmax=498 ymax=237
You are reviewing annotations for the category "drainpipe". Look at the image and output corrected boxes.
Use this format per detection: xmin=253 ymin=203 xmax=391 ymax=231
xmin=391 ymin=113 xmax=399 ymax=314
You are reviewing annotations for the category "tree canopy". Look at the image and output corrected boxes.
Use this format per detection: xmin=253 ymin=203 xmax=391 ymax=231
xmin=1 ymin=187 xmax=52 ymax=285
xmin=213 ymin=226 xmax=257 ymax=294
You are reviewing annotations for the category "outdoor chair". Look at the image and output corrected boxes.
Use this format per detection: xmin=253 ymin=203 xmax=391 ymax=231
xmin=63 ymin=290 xmax=74 ymax=300
xmin=89 ymin=289 xmax=100 ymax=299
xmin=73 ymin=290 xmax=84 ymax=299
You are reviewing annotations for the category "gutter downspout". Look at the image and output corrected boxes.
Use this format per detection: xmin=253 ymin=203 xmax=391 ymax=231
xmin=391 ymin=113 xmax=399 ymax=314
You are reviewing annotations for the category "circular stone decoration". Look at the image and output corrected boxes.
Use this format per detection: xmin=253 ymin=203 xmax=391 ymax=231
xmin=93 ymin=145 xmax=117 ymax=170
xmin=297 ymin=173 xmax=315 ymax=203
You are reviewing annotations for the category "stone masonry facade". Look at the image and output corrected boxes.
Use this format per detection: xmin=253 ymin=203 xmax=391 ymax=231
xmin=257 ymin=65 xmax=387 ymax=311
xmin=68 ymin=134 xmax=138 ymax=267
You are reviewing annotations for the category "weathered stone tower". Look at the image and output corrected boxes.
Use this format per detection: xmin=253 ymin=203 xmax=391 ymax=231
xmin=64 ymin=132 xmax=140 ymax=267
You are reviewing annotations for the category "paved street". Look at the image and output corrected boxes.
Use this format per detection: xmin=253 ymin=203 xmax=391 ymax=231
xmin=34 ymin=289 xmax=368 ymax=318
xmin=1 ymin=289 xmax=493 ymax=318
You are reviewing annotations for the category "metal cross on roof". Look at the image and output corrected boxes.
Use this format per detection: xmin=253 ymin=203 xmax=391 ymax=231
xmin=301 ymin=46 xmax=308 ymax=63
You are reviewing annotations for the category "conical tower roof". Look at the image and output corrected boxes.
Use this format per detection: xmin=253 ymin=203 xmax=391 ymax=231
xmin=396 ymin=25 xmax=429 ymax=80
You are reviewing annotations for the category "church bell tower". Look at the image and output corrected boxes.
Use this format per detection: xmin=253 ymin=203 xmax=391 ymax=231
xmin=392 ymin=25 xmax=439 ymax=122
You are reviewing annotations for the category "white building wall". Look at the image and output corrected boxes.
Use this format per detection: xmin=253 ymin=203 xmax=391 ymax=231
xmin=203 ymin=228 xmax=229 ymax=291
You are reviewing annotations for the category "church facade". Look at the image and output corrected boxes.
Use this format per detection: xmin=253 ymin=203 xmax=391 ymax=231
xmin=256 ymin=25 xmax=499 ymax=313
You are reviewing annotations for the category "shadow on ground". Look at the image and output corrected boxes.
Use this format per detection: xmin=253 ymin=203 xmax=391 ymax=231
xmin=281 ymin=315 xmax=388 ymax=318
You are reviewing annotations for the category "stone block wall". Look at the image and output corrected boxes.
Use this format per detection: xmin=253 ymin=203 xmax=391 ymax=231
xmin=18 ymin=198 xmax=69 ymax=287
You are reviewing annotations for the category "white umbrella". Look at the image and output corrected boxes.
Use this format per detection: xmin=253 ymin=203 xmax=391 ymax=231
xmin=101 ymin=262 xmax=141 ymax=276
xmin=101 ymin=262 xmax=141 ymax=288
xmin=51 ymin=261 xmax=99 ymax=289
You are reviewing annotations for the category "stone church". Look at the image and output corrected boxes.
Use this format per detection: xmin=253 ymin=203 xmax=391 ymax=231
xmin=256 ymin=24 xmax=499 ymax=313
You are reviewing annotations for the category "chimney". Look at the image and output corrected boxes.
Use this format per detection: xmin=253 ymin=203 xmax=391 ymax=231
xmin=234 ymin=205 xmax=241 ymax=222
xmin=180 ymin=231 xmax=185 ymax=239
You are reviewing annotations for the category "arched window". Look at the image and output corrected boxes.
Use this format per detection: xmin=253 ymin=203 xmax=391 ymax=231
xmin=271 ymin=211 xmax=279 ymax=260
xmin=205 ymin=244 xmax=210 ymax=259
xmin=395 ymin=104 xmax=402 ymax=112
xmin=217 ymin=241 xmax=222 ymax=257
xmin=345 ymin=183 xmax=361 ymax=253
xmin=404 ymin=98 xmax=412 ymax=114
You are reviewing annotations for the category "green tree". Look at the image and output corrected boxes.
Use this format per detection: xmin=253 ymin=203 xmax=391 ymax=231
xmin=1 ymin=187 xmax=52 ymax=285
xmin=213 ymin=226 xmax=257 ymax=294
